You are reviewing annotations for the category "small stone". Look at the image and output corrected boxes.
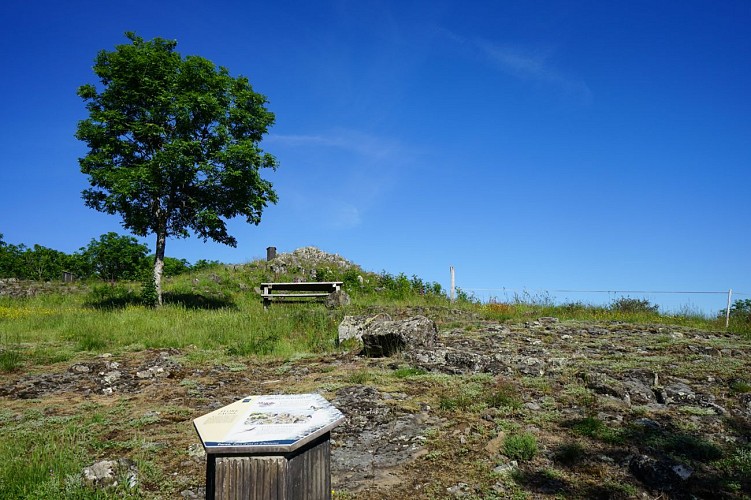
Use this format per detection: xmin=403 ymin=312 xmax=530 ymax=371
xmin=187 ymin=443 xmax=206 ymax=458
xmin=102 ymin=371 xmax=121 ymax=384
xmin=70 ymin=364 xmax=91 ymax=373
xmin=82 ymin=459 xmax=138 ymax=490
xmin=446 ymin=483 xmax=470 ymax=496
xmin=485 ymin=433 xmax=505 ymax=454
xmin=672 ymin=464 xmax=693 ymax=480
xmin=538 ymin=317 xmax=559 ymax=324
xmin=493 ymin=460 xmax=518 ymax=475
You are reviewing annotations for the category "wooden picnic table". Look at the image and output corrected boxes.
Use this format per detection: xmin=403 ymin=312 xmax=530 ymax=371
xmin=260 ymin=281 xmax=344 ymax=309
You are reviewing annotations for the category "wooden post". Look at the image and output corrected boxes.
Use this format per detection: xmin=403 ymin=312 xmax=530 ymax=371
xmin=450 ymin=266 xmax=455 ymax=302
xmin=195 ymin=394 xmax=344 ymax=500
xmin=207 ymin=434 xmax=331 ymax=500
xmin=725 ymin=289 xmax=733 ymax=328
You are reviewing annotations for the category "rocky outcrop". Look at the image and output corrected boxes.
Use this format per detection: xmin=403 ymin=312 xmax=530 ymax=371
xmin=266 ymin=247 xmax=360 ymax=277
xmin=338 ymin=314 xmax=390 ymax=343
xmin=361 ymin=316 xmax=439 ymax=357
xmin=0 ymin=278 xmax=83 ymax=298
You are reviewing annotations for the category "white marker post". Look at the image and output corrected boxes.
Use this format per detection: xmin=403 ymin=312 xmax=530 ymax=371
xmin=450 ymin=266 xmax=455 ymax=302
xmin=725 ymin=289 xmax=733 ymax=328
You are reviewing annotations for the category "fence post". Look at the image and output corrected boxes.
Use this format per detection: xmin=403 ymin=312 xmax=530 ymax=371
xmin=725 ymin=289 xmax=733 ymax=328
xmin=450 ymin=266 xmax=455 ymax=302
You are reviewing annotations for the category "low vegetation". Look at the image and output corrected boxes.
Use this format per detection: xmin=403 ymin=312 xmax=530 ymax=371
xmin=1 ymin=248 xmax=750 ymax=498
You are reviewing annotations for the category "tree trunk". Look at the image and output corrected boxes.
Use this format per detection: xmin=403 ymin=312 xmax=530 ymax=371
xmin=153 ymin=229 xmax=166 ymax=307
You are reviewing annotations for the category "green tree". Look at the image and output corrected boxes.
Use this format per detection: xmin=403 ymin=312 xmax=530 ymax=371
xmin=81 ymin=232 xmax=149 ymax=282
xmin=76 ymin=33 xmax=278 ymax=305
xmin=160 ymin=256 xmax=190 ymax=277
xmin=21 ymin=245 xmax=70 ymax=281
xmin=0 ymin=234 xmax=24 ymax=278
xmin=721 ymin=299 xmax=751 ymax=324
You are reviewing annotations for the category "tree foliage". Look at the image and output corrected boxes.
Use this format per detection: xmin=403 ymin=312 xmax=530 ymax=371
xmin=0 ymin=235 xmax=76 ymax=281
xmin=76 ymin=32 xmax=278 ymax=304
xmin=722 ymin=299 xmax=751 ymax=324
xmin=80 ymin=232 xmax=149 ymax=282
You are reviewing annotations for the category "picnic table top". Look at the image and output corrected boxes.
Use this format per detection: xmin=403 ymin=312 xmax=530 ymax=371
xmin=261 ymin=282 xmax=343 ymax=292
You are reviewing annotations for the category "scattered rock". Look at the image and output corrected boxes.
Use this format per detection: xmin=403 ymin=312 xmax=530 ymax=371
xmin=187 ymin=443 xmax=206 ymax=459
xmin=82 ymin=459 xmax=138 ymax=490
xmin=579 ymin=372 xmax=626 ymax=399
xmin=664 ymin=381 xmax=697 ymax=404
xmin=446 ymin=482 xmax=470 ymax=496
xmin=331 ymin=385 xmax=438 ymax=491
xmin=629 ymin=454 xmax=693 ymax=494
xmin=493 ymin=460 xmax=518 ymax=476
xmin=485 ymin=433 xmax=506 ymax=455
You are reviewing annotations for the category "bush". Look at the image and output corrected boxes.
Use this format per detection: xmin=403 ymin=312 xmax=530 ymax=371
xmin=720 ymin=299 xmax=751 ymax=323
xmin=503 ymin=432 xmax=538 ymax=461
xmin=485 ymin=380 xmax=522 ymax=410
xmin=610 ymin=297 xmax=659 ymax=314
xmin=140 ymin=276 xmax=158 ymax=307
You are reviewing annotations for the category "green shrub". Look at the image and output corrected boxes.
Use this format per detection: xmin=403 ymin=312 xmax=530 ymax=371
xmin=0 ymin=348 xmax=23 ymax=373
xmin=571 ymin=416 xmax=625 ymax=444
xmin=730 ymin=380 xmax=751 ymax=393
xmin=503 ymin=432 xmax=538 ymax=461
xmin=485 ymin=381 xmax=522 ymax=410
xmin=610 ymin=297 xmax=659 ymax=314
xmin=140 ymin=275 xmax=158 ymax=307
xmin=720 ymin=299 xmax=751 ymax=324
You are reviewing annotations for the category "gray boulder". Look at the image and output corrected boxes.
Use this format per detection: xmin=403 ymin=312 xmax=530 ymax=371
xmin=325 ymin=289 xmax=351 ymax=309
xmin=362 ymin=316 xmax=438 ymax=357
xmin=338 ymin=314 xmax=390 ymax=344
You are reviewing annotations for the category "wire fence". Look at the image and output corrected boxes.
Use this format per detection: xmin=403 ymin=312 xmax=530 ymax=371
xmin=457 ymin=286 xmax=749 ymax=318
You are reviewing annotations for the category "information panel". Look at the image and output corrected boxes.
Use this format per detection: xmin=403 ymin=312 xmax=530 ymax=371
xmin=194 ymin=393 xmax=345 ymax=453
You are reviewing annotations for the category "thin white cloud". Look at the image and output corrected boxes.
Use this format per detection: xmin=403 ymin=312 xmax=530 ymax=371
xmin=476 ymin=41 xmax=551 ymax=79
xmin=477 ymin=40 xmax=592 ymax=103
xmin=440 ymin=28 xmax=592 ymax=104
xmin=267 ymin=129 xmax=408 ymax=160
xmin=267 ymin=128 xmax=417 ymax=231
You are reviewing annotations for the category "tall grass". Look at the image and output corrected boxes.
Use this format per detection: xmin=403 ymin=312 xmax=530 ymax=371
xmin=1 ymin=287 xmax=342 ymax=361
xmin=1 ymin=263 xmax=748 ymax=370
xmin=481 ymin=296 xmax=741 ymax=334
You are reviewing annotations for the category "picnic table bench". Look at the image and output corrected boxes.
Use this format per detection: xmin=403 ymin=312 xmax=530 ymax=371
xmin=260 ymin=281 xmax=344 ymax=309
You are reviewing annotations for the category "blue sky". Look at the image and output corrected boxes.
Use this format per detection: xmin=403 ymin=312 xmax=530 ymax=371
xmin=1 ymin=1 xmax=748 ymax=314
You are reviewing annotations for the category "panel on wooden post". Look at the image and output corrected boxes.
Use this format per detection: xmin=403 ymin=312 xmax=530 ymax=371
xmin=195 ymin=394 xmax=344 ymax=500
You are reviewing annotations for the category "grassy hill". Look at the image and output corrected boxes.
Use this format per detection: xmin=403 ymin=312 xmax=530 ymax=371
xmin=1 ymin=247 xmax=749 ymax=498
